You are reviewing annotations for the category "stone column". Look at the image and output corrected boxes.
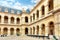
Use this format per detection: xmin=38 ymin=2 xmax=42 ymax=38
xmin=21 ymin=27 xmax=25 ymax=35
xmin=14 ymin=18 xmax=16 ymax=24
xmin=31 ymin=28 xmax=33 ymax=35
xmin=45 ymin=26 xmax=49 ymax=36
xmin=35 ymin=27 xmax=37 ymax=35
xmin=35 ymin=14 xmax=37 ymax=20
xmin=39 ymin=27 xmax=41 ymax=35
xmin=54 ymin=12 xmax=60 ymax=38
xmin=8 ymin=28 xmax=10 ymax=36
xmin=8 ymin=17 xmax=11 ymax=24
xmin=1 ymin=28 xmax=3 ymax=35
xmin=21 ymin=17 xmax=25 ymax=24
xmin=39 ymin=11 xmax=41 ymax=18
xmin=29 ymin=17 xmax=30 ymax=24
xmin=14 ymin=28 xmax=16 ymax=35
xmin=44 ymin=0 xmax=49 ymax=16
xmin=28 ymin=28 xmax=30 ymax=35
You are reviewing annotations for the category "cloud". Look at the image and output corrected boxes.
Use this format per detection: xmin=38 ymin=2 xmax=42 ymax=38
xmin=31 ymin=0 xmax=40 ymax=3
xmin=0 ymin=0 xmax=40 ymax=10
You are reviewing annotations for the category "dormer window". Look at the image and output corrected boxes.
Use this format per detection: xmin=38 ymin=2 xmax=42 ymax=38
xmin=5 ymin=8 xmax=8 ymax=12
xmin=17 ymin=11 xmax=20 ymax=14
xmin=11 ymin=10 xmax=14 ymax=13
xmin=0 ymin=7 xmax=1 ymax=12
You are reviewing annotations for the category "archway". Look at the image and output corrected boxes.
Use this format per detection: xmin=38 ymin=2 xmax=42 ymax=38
xmin=25 ymin=16 xmax=28 ymax=23
xmin=33 ymin=27 xmax=35 ymax=34
xmin=4 ymin=16 xmax=8 ymax=23
xmin=16 ymin=18 xmax=20 ymax=24
xmin=11 ymin=17 xmax=14 ymax=24
xmin=37 ymin=25 xmax=39 ymax=35
xmin=3 ymin=28 xmax=8 ymax=35
xmin=0 ymin=16 xmax=1 ymax=23
xmin=41 ymin=24 xmax=45 ymax=35
xmin=49 ymin=22 xmax=54 ymax=35
xmin=25 ymin=28 xmax=28 ymax=35
xmin=16 ymin=28 xmax=20 ymax=36
xmin=10 ymin=28 xmax=14 ymax=35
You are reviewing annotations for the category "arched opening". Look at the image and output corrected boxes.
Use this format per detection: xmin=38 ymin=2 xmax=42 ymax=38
xmin=41 ymin=24 xmax=45 ymax=35
xmin=33 ymin=14 xmax=35 ymax=20
xmin=0 ymin=16 xmax=1 ymax=23
xmin=10 ymin=28 xmax=14 ymax=35
xmin=0 ymin=28 xmax=1 ymax=35
xmin=49 ymin=22 xmax=54 ymax=35
xmin=49 ymin=0 xmax=53 ymax=11
xmin=33 ymin=27 xmax=35 ymax=34
xmin=25 ymin=28 xmax=28 ymax=35
xmin=4 ymin=16 xmax=8 ymax=23
xmin=30 ymin=28 xmax=32 ymax=35
xmin=42 ymin=5 xmax=45 ymax=16
xmin=16 ymin=28 xmax=20 ymax=36
xmin=37 ymin=26 xmax=39 ymax=35
xmin=25 ymin=16 xmax=28 ymax=23
xmin=16 ymin=18 xmax=20 ymax=24
xmin=11 ymin=17 xmax=14 ymax=24
xmin=3 ymin=28 xmax=8 ymax=35
xmin=37 ymin=10 xmax=39 ymax=18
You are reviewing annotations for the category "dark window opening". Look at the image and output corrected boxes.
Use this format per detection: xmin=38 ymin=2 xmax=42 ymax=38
xmin=25 ymin=28 xmax=28 ymax=34
xmin=33 ymin=14 xmax=35 ymax=20
xmin=25 ymin=16 xmax=28 ymax=23
xmin=49 ymin=0 xmax=53 ymax=11
xmin=30 ymin=16 xmax=32 ymax=22
xmin=42 ymin=6 xmax=45 ymax=16
xmin=37 ymin=10 xmax=39 ymax=18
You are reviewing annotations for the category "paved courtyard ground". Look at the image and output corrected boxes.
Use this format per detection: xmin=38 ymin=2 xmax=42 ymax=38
xmin=0 ymin=35 xmax=60 ymax=40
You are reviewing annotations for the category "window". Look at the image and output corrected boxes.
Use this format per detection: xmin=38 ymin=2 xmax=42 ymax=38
xmin=25 ymin=16 xmax=28 ymax=23
xmin=11 ymin=17 xmax=14 ymax=24
xmin=42 ymin=5 xmax=45 ymax=16
xmin=37 ymin=25 xmax=39 ymax=35
xmin=4 ymin=16 xmax=8 ymax=23
xmin=33 ymin=14 xmax=35 ymax=20
xmin=30 ymin=16 xmax=32 ymax=22
xmin=49 ymin=0 xmax=53 ymax=11
xmin=37 ymin=10 xmax=39 ymax=18
xmin=41 ymin=24 xmax=45 ymax=35
xmin=16 ymin=18 xmax=20 ymax=24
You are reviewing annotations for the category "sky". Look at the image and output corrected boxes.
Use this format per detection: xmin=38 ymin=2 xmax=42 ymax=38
xmin=0 ymin=0 xmax=40 ymax=10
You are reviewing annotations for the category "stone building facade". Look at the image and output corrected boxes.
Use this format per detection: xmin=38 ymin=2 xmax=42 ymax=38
xmin=0 ymin=0 xmax=60 ymax=37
